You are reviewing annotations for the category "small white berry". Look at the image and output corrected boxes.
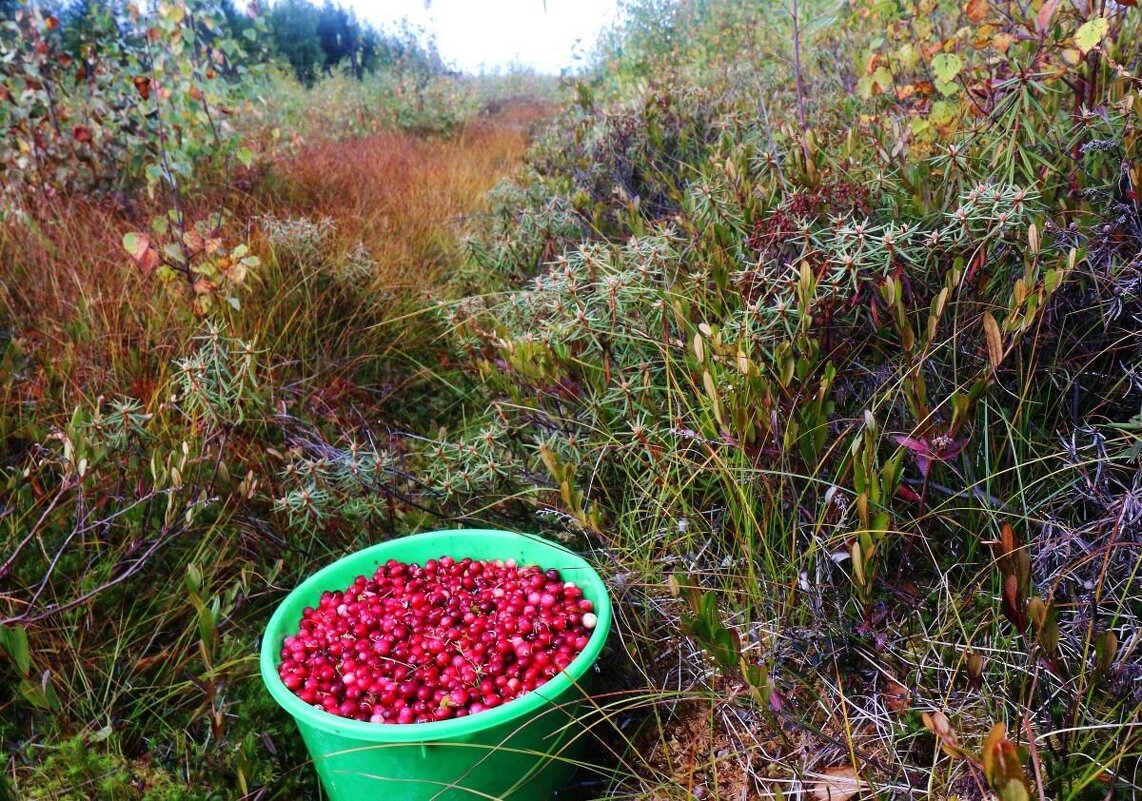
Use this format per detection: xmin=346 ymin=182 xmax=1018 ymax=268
xmin=582 ymin=612 xmax=598 ymax=630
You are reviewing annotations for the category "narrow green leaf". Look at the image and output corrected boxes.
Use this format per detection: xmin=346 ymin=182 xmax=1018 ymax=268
xmin=0 ymin=625 xmax=31 ymax=676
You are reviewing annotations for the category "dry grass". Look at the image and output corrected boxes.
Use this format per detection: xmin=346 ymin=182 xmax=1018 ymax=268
xmin=0 ymin=99 xmax=552 ymax=799
xmin=264 ymin=100 xmax=549 ymax=295
xmin=0 ymin=101 xmax=546 ymax=423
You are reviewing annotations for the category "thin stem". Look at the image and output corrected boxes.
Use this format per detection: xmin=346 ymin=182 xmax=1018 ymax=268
xmin=790 ymin=0 xmax=807 ymax=130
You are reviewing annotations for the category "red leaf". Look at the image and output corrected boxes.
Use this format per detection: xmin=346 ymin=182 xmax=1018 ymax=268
xmin=915 ymin=455 xmax=931 ymax=479
xmin=934 ymin=438 xmax=965 ymax=460
xmin=122 ymin=232 xmax=159 ymax=277
xmin=893 ymin=435 xmax=935 ymax=478
xmin=123 ymin=231 xmax=149 ymax=262
xmin=896 ymin=484 xmax=923 ymax=502
xmin=133 ymin=75 xmax=152 ymax=100
xmin=964 ymin=0 xmax=989 ymax=23
xmin=893 ymin=434 xmax=966 ymax=480
xmin=894 ymin=435 xmax=933 ymax=457
xmin=138 ymin=249 xmax=160 ymax=276
xmin=1036 ymin=0 xmax=1061 ymax=30
xmin=1001 ymin=573 xmax=1028 ymax=631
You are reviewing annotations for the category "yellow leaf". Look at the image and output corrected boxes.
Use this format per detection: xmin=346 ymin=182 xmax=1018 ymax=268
xmin=992 ymin=32 xmax=1015 ymax=52
xmin=1075 ymin=17 xmax=1109 ymax=54
xmin=1028 ymin=596 xmax=1047 ymax=629
xmin=896 ymin=42 xmax=921 ymax=69
xmin=702 ymin=370 xmax=723 ymax=426
xmin=935 ymin=287 xmax=950 ymax=318
xmin=930 ymin=100 xmax=956 ymax=125
xmin=736 ymin=349 xmax=750 ymax=375
xmin=1000 ymin=778 xmax=1030 ymax=801
xmin=1013 ymin=278 xmax=1027 ymax=305
xmin=981 ymin=722 xmax=1006 ymax=784
xmin=932 ymin=52 xmax=964 ymax=83
xmin=936 ymin=78 xmax=961 ymax=96
xmin=983 ymin=311 xmax=1003 ymax=368
xmin=1061 ymin=47 xmax=1083 ymax=65
xmin=811 ymin=766 xmax=861 ymax=801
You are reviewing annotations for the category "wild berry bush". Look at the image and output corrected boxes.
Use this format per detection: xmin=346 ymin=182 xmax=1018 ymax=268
xmin=415 ymin=1 xmax=1142 ymax=797
xmin=0 ymin=2 xmax=261 ymax=204
xmin=252 ymin=69 xmax=479 ymax=144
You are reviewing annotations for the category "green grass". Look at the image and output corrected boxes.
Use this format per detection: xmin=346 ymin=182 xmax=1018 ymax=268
xmin=3 ymin=0 xmax=1141 ymax=798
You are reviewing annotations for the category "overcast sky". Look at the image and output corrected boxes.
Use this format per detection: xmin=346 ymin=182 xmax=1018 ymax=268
xmin=342 ymin=0 xmax=622 ymax=74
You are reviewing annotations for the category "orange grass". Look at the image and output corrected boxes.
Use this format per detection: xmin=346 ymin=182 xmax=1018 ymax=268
xmin=264 ymin=100 xmax=548 ymax=293
xmin=0 ymin=101 xmax=546 ymax=419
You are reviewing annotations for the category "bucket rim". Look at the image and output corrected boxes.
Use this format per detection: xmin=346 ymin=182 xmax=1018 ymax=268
xmin=259 ymin=527 xmax=612 ymax=743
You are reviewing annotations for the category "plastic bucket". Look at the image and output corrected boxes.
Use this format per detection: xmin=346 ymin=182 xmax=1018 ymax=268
xmin=259 ymin=528 xmax=612 ymax=800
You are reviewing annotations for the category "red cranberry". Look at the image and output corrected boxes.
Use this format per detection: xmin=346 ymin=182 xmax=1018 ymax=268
xmin=277 ymin=555 xmax=597 ymax=724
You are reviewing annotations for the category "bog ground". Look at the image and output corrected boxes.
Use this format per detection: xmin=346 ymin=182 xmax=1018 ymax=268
xmin=2 ymin=1 xmax=1141 ymax=799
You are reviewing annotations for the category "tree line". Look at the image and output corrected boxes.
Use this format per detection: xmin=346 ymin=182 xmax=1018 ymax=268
xmin=251 ymin=0 xmax=446 ymax=84
xmin=6 ymin=0 xmax=447 ymax=85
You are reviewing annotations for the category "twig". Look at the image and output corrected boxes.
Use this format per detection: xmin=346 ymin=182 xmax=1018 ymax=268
xmin=1019 ymin=647 xmax=1049 ymax=801
xmin=0 ymin=520 xmax=185 ymax=627
xmin=789 ymin=0 xmax=808 ymax=131
xmin=0 ymin=486 xmax=67 ymax=580
xmin=1023 ymin=711 xmax=1048 ymax=801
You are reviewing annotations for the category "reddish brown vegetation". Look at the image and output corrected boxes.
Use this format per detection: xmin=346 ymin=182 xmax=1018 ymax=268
xmin=0 ymin=102 xmax=545 ymax=416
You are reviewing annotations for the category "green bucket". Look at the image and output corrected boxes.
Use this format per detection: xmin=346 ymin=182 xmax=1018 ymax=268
xmin=259 ymin=528 xmax=612 ymax=800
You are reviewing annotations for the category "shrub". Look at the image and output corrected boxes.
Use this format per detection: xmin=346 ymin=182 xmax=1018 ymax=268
xmin=415 ymin=3 xmax=1142 ymax=795
xmin=0 ymin=2 xmax=260 ymax=204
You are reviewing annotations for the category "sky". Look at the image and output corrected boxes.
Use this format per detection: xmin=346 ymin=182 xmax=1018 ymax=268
xmin=343 ymin=0 xmax=623 ymax=74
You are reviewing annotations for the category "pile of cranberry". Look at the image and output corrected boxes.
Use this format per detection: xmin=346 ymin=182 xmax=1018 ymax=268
xmin=277 ymin=556 xmax=598 ymax=724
